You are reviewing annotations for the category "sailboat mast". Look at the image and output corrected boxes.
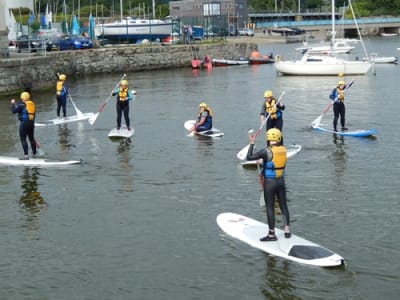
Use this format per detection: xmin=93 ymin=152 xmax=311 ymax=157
xmin=120 ymin=0 xmax=123 ymax=19
xmin=152 ymin=0 xmax=155 ymax=19
xmin=331 ymin=0 xmax=336 ymax=47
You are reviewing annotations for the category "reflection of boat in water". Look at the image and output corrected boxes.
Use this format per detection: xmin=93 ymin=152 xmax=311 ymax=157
xmin=95 ymin=17 xmax=174 ymax=42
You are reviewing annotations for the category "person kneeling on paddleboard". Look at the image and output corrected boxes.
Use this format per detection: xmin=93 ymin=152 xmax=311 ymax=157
xmin=190 ymin=102 xmax=213 ymax=133
xmin=10 ymin=92 xmax=37 ymax=160
xmin=112 ymin=79 xmax=134 ymax=130
xmin=246 ymin=128 xmax=291 ymax=241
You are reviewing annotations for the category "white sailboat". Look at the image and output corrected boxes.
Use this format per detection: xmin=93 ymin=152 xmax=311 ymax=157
xmin=274 ymin=0 xmax=372 ymax=76
xmin=95 ymin=0 xmax=174 ymax=43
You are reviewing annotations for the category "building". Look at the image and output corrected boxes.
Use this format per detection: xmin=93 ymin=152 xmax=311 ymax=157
xmin=169 ymin=0 xmax=248 ymax=34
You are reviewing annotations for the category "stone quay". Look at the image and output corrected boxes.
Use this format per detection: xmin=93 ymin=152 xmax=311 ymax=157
xmin=0 ymin=42 xmax=257 ymax=95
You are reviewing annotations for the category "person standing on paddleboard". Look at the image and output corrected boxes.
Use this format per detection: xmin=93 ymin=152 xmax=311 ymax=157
xmin=329 ymin=80 xmax=348 ymax=132
xmin=56 ymin=74 xmax=69 ymax=118
xmin=246 ymin=128 xmax=291 ymax=241
xmin=260 ymin=90 xmax=285 ymax=143
xmin=190 ymin=102 xmax=213 ymax=133
xmin=112 ymin=79 xmax=134 ymax=130
xmin=10 ymin=92 xmax=37 ymax=160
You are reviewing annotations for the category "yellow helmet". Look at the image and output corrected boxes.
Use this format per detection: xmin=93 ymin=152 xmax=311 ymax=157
xmin=20 ymin=92 xmax=30 ymax=101
xmin=59 ymin=74 xmax=66 ymax=81
xmin=120 ymin=80 xmax=128 ymax=86
xmin=338 ymin=80 xmax=345 ymax=86
xmin=266 ymin=128 xmax=282 ymax=142
xmin=263 ymin=90 xmax=273 ymax=98
xmin=338 ymin=73 xmax=344 ymax=78
xmin=199 ymin=102 xmax=207 ymax=108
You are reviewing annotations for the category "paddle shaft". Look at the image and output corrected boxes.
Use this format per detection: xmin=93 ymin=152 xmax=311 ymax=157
xmin=88 ymin=74 xmax=126 ymax=125
xmin=324 ymin=79 xmax=355 ymax=113
xmin=97 ymin=74 xmax=126 ymax=113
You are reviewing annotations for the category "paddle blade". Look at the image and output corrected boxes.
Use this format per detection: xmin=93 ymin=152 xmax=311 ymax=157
xmin=237 ymin=144 xmax=250 ymax=160
xmin=311 ymin=114 xmax=323 ymax=128
xmin=88 ymin=113 xmax=99 ymax=125
xmin=34 ymin=140 xmax=45 ymax=157
xmin=260 ymin=192 xmax=265 ymax=207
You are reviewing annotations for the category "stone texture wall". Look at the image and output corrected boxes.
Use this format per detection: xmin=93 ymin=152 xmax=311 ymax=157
xmin=0 ymin=42 xmax=257 ymax=95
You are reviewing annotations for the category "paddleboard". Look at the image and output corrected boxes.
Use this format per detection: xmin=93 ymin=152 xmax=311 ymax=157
xmin=0 ymin=156 xmax=82 ymax=167
xmin=241 ymin=144 xmax=302 ymax=166
xmin=217 ymin=212 xmax=345 ymax=267
xmin=108 ymin=127 xmax=134 ymax=138
xmin=184 ymin=120 xmax=224 ymax=138
xmin=312 ymin=125 xmax=376 ymax=137
xmin=36 ymin=113 xmax=96 ymax=127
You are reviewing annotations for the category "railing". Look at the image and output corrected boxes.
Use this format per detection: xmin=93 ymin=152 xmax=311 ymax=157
xmin=255 ymin=17 xmax=400 ymax=28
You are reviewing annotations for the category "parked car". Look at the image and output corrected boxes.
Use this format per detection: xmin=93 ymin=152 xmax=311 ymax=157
xmin=238 ymin=28 xmax=254 ymax=37
xmin=16 ymin=34 xmax=56 ymax=52
xmin=55 ymin=34 xmax=93 ymax=51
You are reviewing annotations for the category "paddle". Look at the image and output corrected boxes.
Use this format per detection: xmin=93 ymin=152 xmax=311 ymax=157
xmin=34 ymin=139 xmax=45 ymax=157
xmin=68 ymin=94 xmax=83 ymax=117
xmin=257 ymin=162 xmax=265 ymax=207
xmin=88 ymin=74 xmax=126 ymax=125
xmin=311 ymin=79 xmax=355 ymax=128
xmin=237 ymin=91 xmax=285 ymax=161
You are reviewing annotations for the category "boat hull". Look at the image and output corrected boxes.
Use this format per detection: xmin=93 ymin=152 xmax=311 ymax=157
xmin=275 ymin=59 xmax=372 ymax=75
xmin=95 ymin=19 xmax=173 ymax=42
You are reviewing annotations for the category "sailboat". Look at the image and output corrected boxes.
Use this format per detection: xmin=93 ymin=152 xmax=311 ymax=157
xmin=95 ymin=0 xmax=174 ymax=43
xmin=274 ymin=0 xmax=372 ymax=76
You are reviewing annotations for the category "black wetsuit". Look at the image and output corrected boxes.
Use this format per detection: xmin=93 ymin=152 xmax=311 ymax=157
xmin=246 ymin=144 xmax=290 ymax=231
xmin=11 ymin=100 xmax=37 ymax=156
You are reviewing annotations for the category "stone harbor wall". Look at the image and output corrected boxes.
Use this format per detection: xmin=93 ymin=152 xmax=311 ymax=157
xmin=0 ymin=42 xmax=257 ymax=95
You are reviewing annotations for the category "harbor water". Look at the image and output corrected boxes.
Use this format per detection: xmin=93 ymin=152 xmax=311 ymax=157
xmin=0 ymin=37 xmax=399 ymax=299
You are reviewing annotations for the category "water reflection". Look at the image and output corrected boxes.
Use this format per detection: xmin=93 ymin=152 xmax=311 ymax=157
xmin=261 ymin=256 xmax=297 ymax=300
xmin=19 ymin=167 xmax=47 ymax=229
xmin=116 ymin=138 xmax=134 ymax=192
xmin=58 ymin=124 xmax=73 ymax=153
xmin=193 ymin=135 xmax=216 ymax=158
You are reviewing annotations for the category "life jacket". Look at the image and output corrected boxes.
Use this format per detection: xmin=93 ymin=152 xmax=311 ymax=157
xmin=56 ymin=80 xmax=66 ymax=96
xmin=118 ymin=88 xmax=129 ymax=101
xmin=22 ymin=100 xmax=35 ymax=121
xmin=336 ymin=88 xmax=345 ymax=103
xmin=263 ymin=145 xmax=287 ymax=178
xmin=197 ymin=109 xmax=212 ymax=129
xmin=265 ymin=98 xmax=281 ymax=119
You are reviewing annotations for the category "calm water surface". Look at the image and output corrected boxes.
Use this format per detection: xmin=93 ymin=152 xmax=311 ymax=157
xmin=0 ymin=37 xmax=399 ymax=299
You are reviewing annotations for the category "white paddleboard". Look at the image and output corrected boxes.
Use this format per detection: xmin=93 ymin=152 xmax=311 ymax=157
xmin=217 ymin=212 xmax=345 ymax=267
xmin=241 ymin=144 xmax=302 ymax=167
xmin=184 ymin=120 xmax=224 ymax=138
xmin=36 ymin=113 xmax=96 ymax=127
xmin=108 ymin=127 xmax=134 ymax=138
xmin=0 ymin=156 xmax=82 ymax=167
xmin=312 ymin=125 xmax=376 ymax=137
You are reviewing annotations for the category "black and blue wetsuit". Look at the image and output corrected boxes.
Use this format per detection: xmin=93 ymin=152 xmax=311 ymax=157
xmin=246 ymin=144 xmax=290 ymax=234
xmin=329 ymin=87 xmax=346 ymax=131
xmin=56 ymin=80 xmax=68 ymax=117
xmin=112 ymin=87 xmax=133 ymax=129
xmin=11 ymin=100 xmax=37 ymax=156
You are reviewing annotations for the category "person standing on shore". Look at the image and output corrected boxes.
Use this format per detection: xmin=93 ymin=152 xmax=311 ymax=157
xmin=56 ymin=74 xmax=69 ymax=118
xmin=10 ymin=92 xmax=37 ymax=160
